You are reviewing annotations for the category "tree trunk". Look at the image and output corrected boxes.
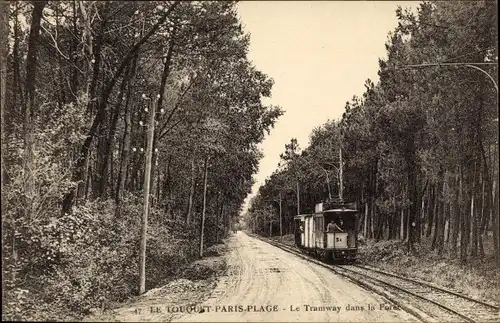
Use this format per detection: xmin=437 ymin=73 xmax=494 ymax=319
xmin=426 ymin=184 xmax=435 ymax=237
xmin=149 ymin=33 xmax=176 ymax=206
xmin=388 ymin=210 xmax=394 ymax=240
xmin=216 ymin=199 xmax=224 ymax=243
xmin=23 ymin=1 xmax=47 ymax=220
xmin=438 ymin=179 xmax=447 ymax=255
xmin=85 ymin=156 xmax=92 ymax=199
xmin=450 ymin=167 xmax=459 ymax=254
xmin=99 ymin=63 xmax=132 ymax=197
xmin=162 ymin=155 xmax=172 ymax=216
xmin=492 ymin=177 xmax=500 ymax=267
xmin=12 ymin=2 xmax=24 ymax=109
xmin=115 ymin=75 xmax=133 ymax=207
xmin=364 ymin=202 xmax=368 ymax=238
xmin=474 ymin=83 xmax=494 ymax=261
xmin=78 ymin=1 xmax=95 ymax=99
xmin=199 ymin=157 xmax=209 ymax=258
xmin=431 ymin=183 xmax=441 ymax=250
xmin=69 ymin=1 xmax=79 ymax=97
xmin=407 ymin=138 xmax=418 ymax=254
xmin=400 ymin=207 xmax=405 ymax=240
xmin=480 ymin=160 xmax=491 ymax=234
xmin=458 ymin=164 xmax=465 ymax=260
xmin=460 ymin=165 xmax=471 ymax=263
xmin=433 ymin=173 xmax=446 ymax=254
xmin=0 ymin=0 xmax=8 ymax=192
xmin=445 ymin=203 xmax=451 ymax=244
xmin=420 ymin=192 xmax=425 ymax=241
xmin=186 ymin=155 xmax=196 ymax=224
xmin=478 ymin=162 xmax=485 ymax=257
xmin=62 ymin=3 xmax=180 ymax=213
xmin=395 ymin=207 xmax=401 ymax=240
xmin=472 ymin=162 xmax=481 ymax=258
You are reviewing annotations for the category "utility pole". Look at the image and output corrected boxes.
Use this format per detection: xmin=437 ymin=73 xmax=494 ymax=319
xmin=139 ymin=97 xmax=156 ymax=295
xmin=279 ymin=191 xmax=282 ymax=238
xmin=296 ymin=180 xmax=300 ymax=215
xmin=339 ymin=147 xmax=343 ymax=201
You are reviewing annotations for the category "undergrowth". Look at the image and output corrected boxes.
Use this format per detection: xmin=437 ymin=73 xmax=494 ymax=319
xmin=269 ymin=233 xmax=499 ymax=304
xmin=2 ymin=194 xmax=206 ymax=321
xmin=358 ymin=237 xmax=500 ymax=304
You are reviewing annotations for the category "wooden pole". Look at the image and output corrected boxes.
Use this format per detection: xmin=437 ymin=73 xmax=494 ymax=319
xmin=279 ymin=192 xmax=282 ymax=238
xmin=139 ymin=98 xmax=156 ymax=295
xmin=339 ymin=147 xmax=343 ymax=201
xmin=296 ymin=180 xmax=300 ymax=215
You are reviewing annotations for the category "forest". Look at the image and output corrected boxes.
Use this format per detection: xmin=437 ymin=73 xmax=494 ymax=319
xmin=246 ymin=1 xmax=499 ymax=265
xmin=0 ymin=1 xmax=282 ymax=320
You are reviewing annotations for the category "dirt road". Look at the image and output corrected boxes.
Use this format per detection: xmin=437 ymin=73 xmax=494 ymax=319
xmin=173 ymin=231 xmax=419 ymax=322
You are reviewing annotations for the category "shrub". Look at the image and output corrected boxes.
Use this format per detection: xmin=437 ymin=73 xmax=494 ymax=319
xmin=2 ymin=193 xmax=203 ymax=321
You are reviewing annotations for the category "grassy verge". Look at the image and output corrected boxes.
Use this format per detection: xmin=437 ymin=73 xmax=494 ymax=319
xmin=269 ymin=233 xmax=295 ymax=246
xmin=2 ymin=196 xmax=231 ymax=322
xmin=357 ymin=237 xmax=500 ymax=305
xmin=268 ymin=233 xmax=499 ymax=305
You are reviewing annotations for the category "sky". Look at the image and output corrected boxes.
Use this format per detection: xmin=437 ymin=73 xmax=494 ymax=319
xmin=237 ymin=1 xmax=420 ymax=213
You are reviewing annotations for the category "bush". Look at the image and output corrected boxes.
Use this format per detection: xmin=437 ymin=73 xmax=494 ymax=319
xmin=0 ymin=108 xmax=205 ymax=319
xmin=182 ymin=257 xmax=227 ymax=281
xmin=2 ymin=194 xmax=203 ymax=321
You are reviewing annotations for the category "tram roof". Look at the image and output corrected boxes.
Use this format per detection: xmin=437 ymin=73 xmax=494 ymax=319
xmin=323 ymin=208 xmax=358 ymax=213
xmin=294 ymin=208 xmax=357 ymax=220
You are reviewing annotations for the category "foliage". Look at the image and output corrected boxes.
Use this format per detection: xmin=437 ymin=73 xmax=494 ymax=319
xmin=2 ymin=0 xmax=282 ymax=319
xmin=247 ymin=1 xmax=498 ymax=265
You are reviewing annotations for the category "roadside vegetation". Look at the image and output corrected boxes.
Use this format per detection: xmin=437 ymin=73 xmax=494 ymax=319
xmin=357 ymin=237 xmax=500 ymax=305
xmin=271 ymin=233 xmax=499 ymax=305
xmin=1 ymin=1 xmax=281 ymax=321
xmin=83 ymin=243 xmax=229 ymax=322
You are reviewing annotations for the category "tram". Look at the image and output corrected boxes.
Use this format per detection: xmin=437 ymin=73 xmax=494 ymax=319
xmin=294 ymin=198 xmax=358 ymax=262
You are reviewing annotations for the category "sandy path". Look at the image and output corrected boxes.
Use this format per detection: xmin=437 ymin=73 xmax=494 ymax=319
xmin=173 ymin=231 xmax=420 ymax=322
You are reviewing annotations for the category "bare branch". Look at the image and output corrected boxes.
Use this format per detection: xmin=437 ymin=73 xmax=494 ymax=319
xmin=40 ymin=24 xmax=70 ymax=60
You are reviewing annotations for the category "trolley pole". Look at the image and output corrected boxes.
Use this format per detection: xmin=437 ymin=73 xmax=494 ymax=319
xmin=139 ymin=98 xmax=156 ymax=295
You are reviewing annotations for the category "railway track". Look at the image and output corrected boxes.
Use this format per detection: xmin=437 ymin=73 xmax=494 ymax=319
xmin=256 ymin=236 xmax=499 ymax=323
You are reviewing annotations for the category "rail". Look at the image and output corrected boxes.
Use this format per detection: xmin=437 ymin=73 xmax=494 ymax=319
xmin=252 ymin=235 xmax=499 ymax=323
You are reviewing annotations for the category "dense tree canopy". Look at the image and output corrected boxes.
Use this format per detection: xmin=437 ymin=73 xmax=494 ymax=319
xmin=1 ymin=1 xmax=282 ymax=320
